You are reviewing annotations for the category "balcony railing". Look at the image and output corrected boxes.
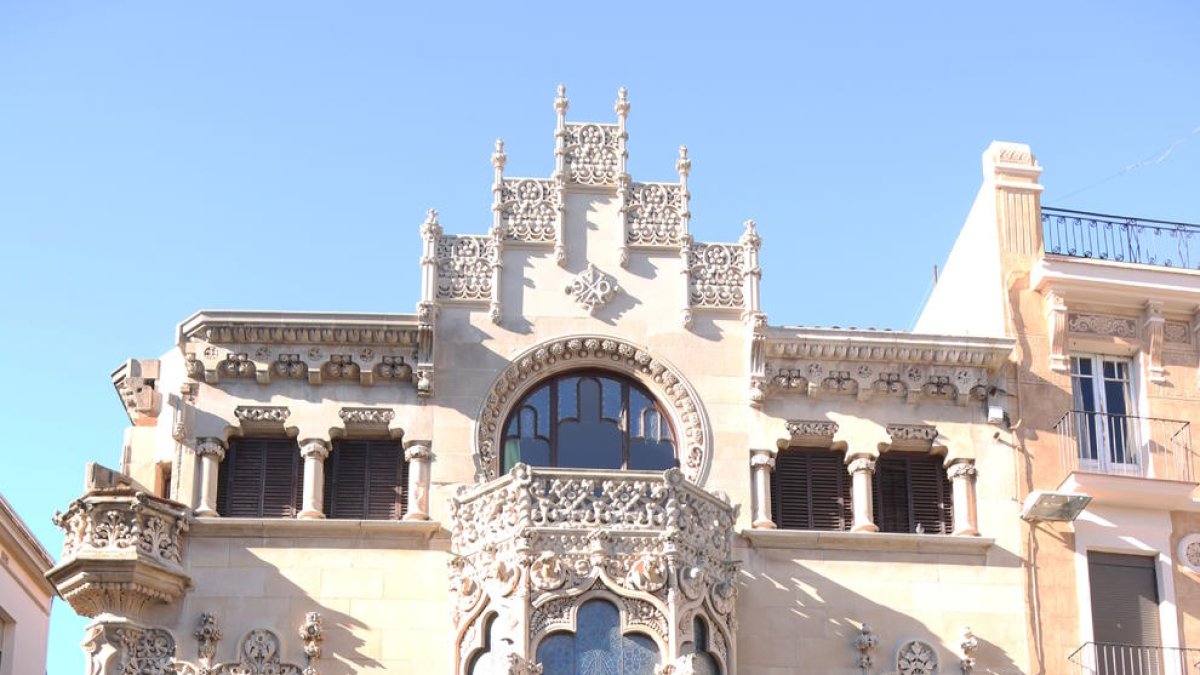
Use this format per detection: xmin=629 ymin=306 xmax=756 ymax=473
xmin=1069 ymin=642 xmax=1200 ymax=675
xmin=1042 ymin=207 xmax=1200 ymax=270
xmin=1055 ymin=411 xmax=1194 ymax=482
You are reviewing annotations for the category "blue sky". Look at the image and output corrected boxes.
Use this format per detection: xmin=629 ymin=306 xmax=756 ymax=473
xmin=2 ymin=2 xmax=1198 ymax=671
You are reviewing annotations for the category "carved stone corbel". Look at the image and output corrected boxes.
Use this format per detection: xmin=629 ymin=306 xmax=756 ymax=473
xmin=1046 ymin=291 xmax=1069 ymax=373
xmin=1144 ymin=300 xmax=1166 ymax=384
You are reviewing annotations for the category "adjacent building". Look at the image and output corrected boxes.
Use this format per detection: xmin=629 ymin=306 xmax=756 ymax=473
xmin=44 ymin=88 xmax=1198 ymax=674
xmin=0 ymin=493 xmax=55 ymax=675
xmin=918 ymin=143 xmax=1200 ymax=673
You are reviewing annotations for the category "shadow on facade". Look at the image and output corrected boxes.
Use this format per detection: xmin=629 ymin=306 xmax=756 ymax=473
xmin=737 ymin=547 xmax=1025 ymax=673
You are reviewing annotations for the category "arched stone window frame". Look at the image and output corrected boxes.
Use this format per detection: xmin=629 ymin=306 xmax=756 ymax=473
xmin=476 ymin=335 xmax=713 ymax=485
xmin=529 ymin=589 xmax=669 ymax=664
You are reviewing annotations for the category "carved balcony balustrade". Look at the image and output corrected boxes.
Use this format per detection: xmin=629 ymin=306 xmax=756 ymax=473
xmin=449 ymin=465 xmax=740 ymax=674
xmin=48 ymin=486 xmax=191 ymax=619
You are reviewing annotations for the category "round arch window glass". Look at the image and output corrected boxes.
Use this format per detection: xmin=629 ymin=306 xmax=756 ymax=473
xmin=501 ymin=371 xmax=677 ymax=472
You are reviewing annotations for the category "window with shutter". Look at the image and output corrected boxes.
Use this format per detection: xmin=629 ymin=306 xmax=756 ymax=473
xmin=216 ymin=438 xmax=303 ymax=518
xmin=324 ymin=439 xmax=408 ymax=520
xmin=872 ymin=452 xmax=952 ymax=534
xmin=769 ymin=447 xmax=851 ymax=531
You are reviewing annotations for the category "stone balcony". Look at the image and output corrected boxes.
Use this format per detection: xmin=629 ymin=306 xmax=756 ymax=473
xmin=47 ymin=472 xmax=191 ymax=619
xmin=448 ymin=465 xmax=740 ymax=672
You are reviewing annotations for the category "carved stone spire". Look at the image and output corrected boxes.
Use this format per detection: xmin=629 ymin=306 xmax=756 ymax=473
xmin=676 ymin=145 xmax=691 ymax=179
xmin=614 ymin=86 xmax=630 ymax=119
xmin=492 ymin=138 xmax=507 ymax=173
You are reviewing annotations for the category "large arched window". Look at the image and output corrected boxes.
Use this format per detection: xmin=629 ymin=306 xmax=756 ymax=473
xmin=535 ymin=599 xmax=660 ymax=674
xmin=502 ymin=371 xmax=677 ymax=472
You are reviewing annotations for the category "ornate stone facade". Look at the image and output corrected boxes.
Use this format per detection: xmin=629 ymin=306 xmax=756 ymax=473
xmin=52 ymin=88 xmax=1029 ymax=674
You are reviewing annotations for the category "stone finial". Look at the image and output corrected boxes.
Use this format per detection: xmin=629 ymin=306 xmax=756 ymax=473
xmin=492 ymin=138 xmax=507 ymax=172
xmin=421 ymin=208 xmax=442 ymax=240
xmin=554 ymin=84 xmax=569 ymax=115
xmin=676 ymin=145 xmax=691 ymax=178
xmin=614 ymin=86 xmax=630 ymax=117
xmin=740 ymin=219 xmax=761 ymax=249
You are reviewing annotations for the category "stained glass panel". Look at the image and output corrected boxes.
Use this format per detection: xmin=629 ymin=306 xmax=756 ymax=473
xmin=534 ymin=600 xmax=660 ymax=674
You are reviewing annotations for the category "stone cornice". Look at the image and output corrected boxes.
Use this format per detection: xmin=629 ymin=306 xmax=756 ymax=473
xmin=178 ymin=310 xmax=423 ymax=346
xmin=762 ymin=327 xmax=1013 ymax=370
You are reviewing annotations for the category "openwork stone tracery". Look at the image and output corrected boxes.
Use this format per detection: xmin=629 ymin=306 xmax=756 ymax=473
xmin=449 ymin=464 xmax=739 ymax=674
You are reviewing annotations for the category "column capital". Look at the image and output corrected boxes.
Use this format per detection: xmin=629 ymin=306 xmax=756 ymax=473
xmin=299 ymin=438 xmax=330 ymax=460
xmin=195 ymin=437 xmax=226 ymax=460
xmin=846 ymin=455 xmax=877 ymax=476
xmin=946 ymin=460 xmax=978 ymax=481
xmin=749 ymin=449 xmax=776 ymax=471
xmin=404 ymin=442 xmax=433 ymax=463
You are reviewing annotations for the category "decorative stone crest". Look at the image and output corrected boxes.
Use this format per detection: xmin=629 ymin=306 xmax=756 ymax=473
xmin=887 ymin=424 xmax=939 ymax=446
xmin=626 ymin=182 xmax=684 ymax=247
xmin=564 ymin=264 xmax=620 ymax=315
xmin=322 ymin=354 xmax=359 ymax=380
xmin=563 ymin=123 xmax=622 ymax=186
xmin=273 ymin=354 xmax=308 ymax=378
xmin=688 ymin=242 xmax=745 ymax=309
xmin=1165 ymin=321 xmax=1191 ymax=345
xmin=500 ymin=178 xmax=559 ymax=243
xmin=375 ymin=355 xmax=413 ymax=382
xmin=476 ymin=336 xmax=710 ymax=483
xmin=959 ymin=626 xmax=978 ymax=674
xmin=437 ymin=235 xmax=498 ymax=301
xmin=218 ymin=353 xmax=256 ymax=379
xmin=299 ymin=612 xmax=324 ymax=660
xmin=196 ymin=612 xmax=222 ymax=663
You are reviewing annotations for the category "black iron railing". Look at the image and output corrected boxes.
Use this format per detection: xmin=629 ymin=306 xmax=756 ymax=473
xmin=1042 ymin=207 xmax=1200 ymax=269
xmin=1055 ymin=410 xmax=1194 ymax=482
xmin=1068 ymin=642 xmax=1200 ymax=674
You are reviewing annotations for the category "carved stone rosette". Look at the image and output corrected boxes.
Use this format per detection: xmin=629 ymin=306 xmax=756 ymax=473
xmin=449 ymin=465 xmax=739 ymax=674
xmin=49 ymin=490 xmax=192 ymax=619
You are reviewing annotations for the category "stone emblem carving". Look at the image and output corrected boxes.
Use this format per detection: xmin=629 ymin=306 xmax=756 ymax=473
xmin=273 ymin=354 xmax=308 ymax=378
xmin=1165 ymin=321 xmax=1192 ymax=345
xmin=564 ymin=264 xmax=620 ymax=315
xmin=196 ymin=612 xmax=222 ymax=663
xmin=1067 ymin=313 xmax=1137 ymax=338
xmin=688 ymin=242 xmax=745 ymax=309
xmin=476 ymin=336 xmax=710 ymax=483
xmin=959 ymin=626 xmax=978 ymax=673
xmin=855 ymin=624 xmax=880 ymax=673
xmin=1179 ymin=533 xmax=1200 ymax=573
xmin=889 ymin=640 xmax=940 ymax=675
xmin=887 ymin=424 xmax=939 ymax=444
xmin=437 ymin=235 xmax=497 ymax=301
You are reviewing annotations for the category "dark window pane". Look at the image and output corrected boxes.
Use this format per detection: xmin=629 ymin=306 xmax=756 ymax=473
xmin=325 ymin=439 xmax=407 ymax=520
xmin=771 ymin=448 xmax=849 ymax=531
xmin=873 ymin=452 xmax=952 ymax=535
xmin=217 ymin=438 xmax=302 ymax=518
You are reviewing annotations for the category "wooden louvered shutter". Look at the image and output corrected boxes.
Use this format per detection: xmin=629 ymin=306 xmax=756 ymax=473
xmin=325 ymin=440 xmax=407 ymax=519
xmin=217 ymin=438 xmax=301 ymax=518
xmin=771 ymin=448 xmax=850 ymax=531
xmin=259 ymin=439 xmax=302 ymax=517
xmin=874 ymin=453 xmax=952 ymax=534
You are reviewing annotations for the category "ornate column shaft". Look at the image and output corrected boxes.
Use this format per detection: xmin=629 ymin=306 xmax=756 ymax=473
xmin=1046 ymin=291 xmax=1068 ymax=373
xmin=947 ymin=460 xmax=979 ymax=536
xmin=749 ymin=449 xmax=776 ymax=529
xmin=194 ymin=438 xmax=226 ymax=517
xmin=404 ymin=442 xmax=433 ymax=520
xmin=298 ymin=439 xmax=330 ymax=519
xmin=847 ymin=455 xmax=879 ymax=533
xmin=1144 ymin=300 xmax=1166 ymax=384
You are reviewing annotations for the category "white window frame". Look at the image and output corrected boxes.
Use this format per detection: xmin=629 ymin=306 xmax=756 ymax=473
xmin=1070 ymin=354 xmax=1145 ymax=476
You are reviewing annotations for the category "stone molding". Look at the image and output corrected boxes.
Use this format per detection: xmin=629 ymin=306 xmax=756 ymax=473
xmin=338 ymin=407 xmax=395 ymax=426
xmin=233 ymin=406 xmax=290 ymax=425
xmin=1067 ymin=312 xmax=1137 ymax=338
xmin=300 ymin=438 xmax=331 ymax=460
xmin=475 ymin=335 xmax=711 ymax=484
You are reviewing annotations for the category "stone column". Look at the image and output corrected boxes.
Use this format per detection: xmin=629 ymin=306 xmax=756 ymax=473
xmin=194 ymin=438 xmax=226 ymax=517
xmin=846 ymin=455 xmax=879 ymax=533
xmin=749 ymin=449 xmax=776 ymax=529
xmin=298 ymin=439 xmax=330 ymax=520
xmin=404 ymin=442 xmax=433 ymax=521
xmin=947 ymin=460 xmax=980 ymax=536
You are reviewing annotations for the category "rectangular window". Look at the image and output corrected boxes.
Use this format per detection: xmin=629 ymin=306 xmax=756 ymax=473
xmin=1087 ymin=552 xmax=1162 ymax=675
xmin=323 ymin=439 xmax=408 ymax=519
xmin=769 ymin=448 xmax=850 ymax=531
xmin=216 ymin=438 xmax=303 ymax=518
xmin=873 ymin=452 xmax=952 ymax=534
xmin=1071 ymin=355 xmax=1136 ymax=467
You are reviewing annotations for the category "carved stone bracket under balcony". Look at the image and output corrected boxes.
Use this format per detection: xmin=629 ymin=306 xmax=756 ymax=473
xmin=449 ymin=465 xmax=739 ymax=674
xmin=48 ymin=489 xmax=191 ymax=619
